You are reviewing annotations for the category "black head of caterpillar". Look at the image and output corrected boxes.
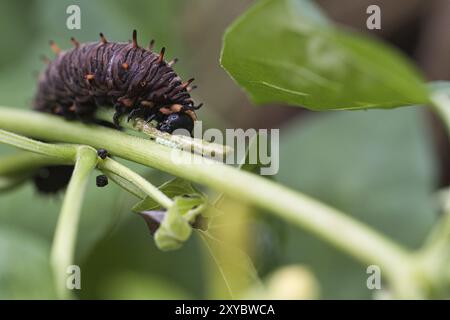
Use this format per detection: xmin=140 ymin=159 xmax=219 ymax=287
xmin=34 ymin=30 xmax=202 ymax=135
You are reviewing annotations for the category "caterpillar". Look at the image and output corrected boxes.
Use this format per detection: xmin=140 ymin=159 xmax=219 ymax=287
xmin=34 ymin=30 xmax=202 ymax=133
xmin=32 ymin=30 xmax=202 ymax=193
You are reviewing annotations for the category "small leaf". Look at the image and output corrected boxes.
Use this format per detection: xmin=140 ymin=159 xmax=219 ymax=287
xmin=221 ymin=0 xmax=428 ymax=110
xmin=132 ymin=177 xmax=204 ymax=213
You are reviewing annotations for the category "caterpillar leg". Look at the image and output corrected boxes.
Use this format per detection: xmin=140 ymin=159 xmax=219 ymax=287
xmin=145 ymin=111 xmax=164 ymax=124
xmin=127 ymin=107 xmax=145 ymax=122
xmin=113 ymin=104 xmax=126 ymax=127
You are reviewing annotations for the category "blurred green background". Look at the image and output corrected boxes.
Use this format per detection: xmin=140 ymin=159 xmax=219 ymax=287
xmin=0 ymin=0 xmax=446 ymax=299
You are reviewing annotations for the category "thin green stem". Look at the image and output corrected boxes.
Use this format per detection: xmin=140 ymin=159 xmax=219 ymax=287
xmin=0 ymin=152 xmax=72 ymax=176
xmin=0 ymin=129 xmax=76 ymax=160
xmin=98 ymin=157 xmax=173 ymax=209
xmin=50 ymin=146 xmax=97 ymax=299
xmin=0 ymin=106 xmax=418 ymax=295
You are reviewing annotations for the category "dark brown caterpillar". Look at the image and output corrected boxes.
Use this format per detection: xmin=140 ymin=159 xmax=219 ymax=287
xmin=34 ymin=30 xmax=202 ymax=133
xmin=33 ymin=31 xmax=202 ymax=194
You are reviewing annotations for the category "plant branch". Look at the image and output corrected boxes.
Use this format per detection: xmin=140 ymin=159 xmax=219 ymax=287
xmin=0 ymin=129 xmax=77 ymax=160
xmin=0 ymin=152 xmax=72 ymax=176
xmin=50 ymin=146 xmax=97 ymax=299
xmin=0 ymin=106 xmax=421 ymax=297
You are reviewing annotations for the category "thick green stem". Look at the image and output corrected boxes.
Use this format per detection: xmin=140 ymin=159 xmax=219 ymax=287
xmin=50 ymin=146 xmax=97 ymax=299
xmin=0 ymin=106 xmax=419 ymax=296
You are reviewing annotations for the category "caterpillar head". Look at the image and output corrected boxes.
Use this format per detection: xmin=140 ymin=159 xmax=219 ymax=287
xmin=157 ymin=112 xmax=194 ymax=135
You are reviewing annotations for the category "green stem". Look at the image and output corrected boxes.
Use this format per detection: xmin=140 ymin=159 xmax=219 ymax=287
xmin=0 ymin=106 xmax=419 ymax=297
xmin=0 ymin=129 xmax=76 ymax=160
xmin=98 ymin=157 xmax=173 ymax=209
xmin=0 ymin=152 xmax=72 ymax=176
xmin=50 ymin=146 xmax=97 ymax=299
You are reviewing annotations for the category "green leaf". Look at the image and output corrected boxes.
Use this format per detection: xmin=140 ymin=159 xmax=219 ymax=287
xmin=221 ymin=0 xmax=428 ymax=110
xmin=132 ymin=177 xmax=204 ymax=213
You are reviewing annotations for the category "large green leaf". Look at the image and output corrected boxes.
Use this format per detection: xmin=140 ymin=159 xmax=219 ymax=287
xmin=221 ymin=0 xmax=429 ymax=110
